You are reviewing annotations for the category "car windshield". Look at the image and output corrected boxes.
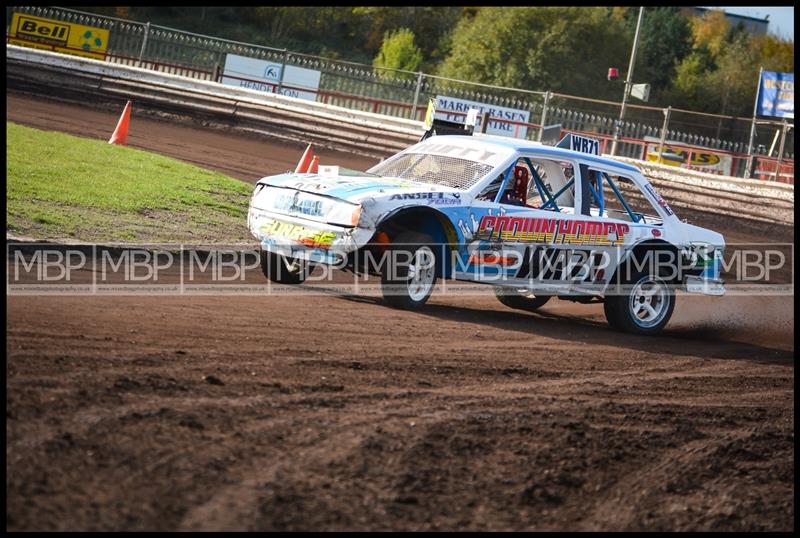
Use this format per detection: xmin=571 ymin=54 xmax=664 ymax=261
xmin=368 ymin=152 xmax=494 ymax=190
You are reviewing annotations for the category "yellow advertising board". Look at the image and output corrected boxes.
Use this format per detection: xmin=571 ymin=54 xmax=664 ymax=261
xmin=8 ymin=12 xmax=109 ymax=60
xmin=643 ymin=138 xmax=733 ymax=176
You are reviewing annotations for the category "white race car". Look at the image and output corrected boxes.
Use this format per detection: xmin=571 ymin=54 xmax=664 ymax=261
xmin=248 ymin=132 xmax=725 ymax=335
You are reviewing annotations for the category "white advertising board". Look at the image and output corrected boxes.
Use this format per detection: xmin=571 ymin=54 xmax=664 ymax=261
xmin=221 ymin=53 xmax=321 ymax=101
xmin=434 ymin=95 xmax=530 ymax=139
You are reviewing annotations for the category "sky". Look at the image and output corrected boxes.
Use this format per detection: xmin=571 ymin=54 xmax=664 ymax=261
xmin=707 ymin=6 xmax=794 ymax=40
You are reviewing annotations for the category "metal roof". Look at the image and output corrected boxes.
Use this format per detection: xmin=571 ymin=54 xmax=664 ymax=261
xmin=428 ymin=134 xmax=643 ymax=174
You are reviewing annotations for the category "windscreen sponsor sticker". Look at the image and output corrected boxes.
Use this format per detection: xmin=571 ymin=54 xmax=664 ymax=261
xmin=412 ymin=141 xmax=514 ymax=168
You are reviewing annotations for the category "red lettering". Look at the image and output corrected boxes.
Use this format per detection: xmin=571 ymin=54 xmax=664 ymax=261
xmin=509 ymin=217 xmax=526 ymax=237
xmin=479 ymin=215 xmax=496 ymax=235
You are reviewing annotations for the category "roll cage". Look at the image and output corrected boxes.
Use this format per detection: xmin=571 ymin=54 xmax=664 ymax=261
xmin=486 ymin=154 xmax=663 ymax=224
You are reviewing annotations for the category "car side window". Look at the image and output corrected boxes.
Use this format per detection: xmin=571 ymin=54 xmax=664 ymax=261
xmin=582 ymin=168 xmax=663 ymax=224
xmin=522 ymin=158 xmax=576 ymax=212
xmin=478 ymin=157 xmax=577 ymax=211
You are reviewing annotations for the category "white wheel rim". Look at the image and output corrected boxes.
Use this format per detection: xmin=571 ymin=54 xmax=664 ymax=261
xmin=283 ymin=256 xmax=308 ymax=277
xmin=287 ymin=259 xmax=304 ymax=273
xmin=628 ymin=275 xmax=669 ymax=328
xmin=407 ymin=246 xmax=436 ymax=302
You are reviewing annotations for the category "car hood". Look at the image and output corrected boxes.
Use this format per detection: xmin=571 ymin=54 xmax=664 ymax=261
xmin=255 ymin=172 xmax=462 ymax=203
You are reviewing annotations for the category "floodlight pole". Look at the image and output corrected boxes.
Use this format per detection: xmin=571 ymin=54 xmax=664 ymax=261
xmin=610 ymin=6 xmax=644 ymax=157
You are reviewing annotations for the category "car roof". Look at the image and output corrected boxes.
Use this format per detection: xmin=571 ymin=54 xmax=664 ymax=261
xmin=428 ymin=134 xmax=642 ymax=174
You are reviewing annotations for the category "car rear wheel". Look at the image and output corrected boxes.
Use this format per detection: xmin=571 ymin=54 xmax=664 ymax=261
xmin=604 ymin=270 xmax=675 ymax=335
xmin=494 ymin=287 xmax=551 ymax=312
xmin=260 ymin=249 xmax=311 ymax=285
xmin=381 ymin=231 xmax=438 ymax=310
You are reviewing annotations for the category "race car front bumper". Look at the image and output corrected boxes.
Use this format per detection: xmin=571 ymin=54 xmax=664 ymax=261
xmin=248 ymin=206 xmax=372 ymax=265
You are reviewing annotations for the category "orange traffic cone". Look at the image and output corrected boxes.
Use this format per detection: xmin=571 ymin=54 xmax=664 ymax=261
xmin=294 ymin=143 xmax=314 ymax=173
xmin=308 ymin=156 xmax=320 ymax=174
xmin=108 ymin=100 xmax=132 ymax=145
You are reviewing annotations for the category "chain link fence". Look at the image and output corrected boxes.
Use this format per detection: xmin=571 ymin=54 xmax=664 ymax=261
xmin=7 ymin=5 xmax=794 ymax=183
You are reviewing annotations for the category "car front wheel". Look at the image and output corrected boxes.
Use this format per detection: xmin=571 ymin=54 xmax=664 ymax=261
xmin=604 ymin=270 xmax=675 ymax=335
xmin=260 ymin=249 xmax=311 ymax=285
xmin=381 ymin=231 xmax=438 ymax=310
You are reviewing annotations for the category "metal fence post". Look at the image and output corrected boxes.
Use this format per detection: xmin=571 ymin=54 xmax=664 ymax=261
xmin=480 ymin=111 xmax=490 ymax=134
xmin=276 ymin=49 xmax=288 ymax=95
xmin=657 ymin=106 xmax=671 ymax=164
xmin=745 ymin=67 xmax=764 ymax=179
xmin=215 ymin=50 xmax=225 ymax=82
xmin=411 ymin=71 xmax=423 ymax=120
xmin=773 ymin=121 xmax=788 ymax=182
xmin=137 ymin=22 xmax=150 ymax=67
xmin=744 ymin=119 xmax=758 ymax=179
xmin=537 ymin=91 xmax=551 ymax=142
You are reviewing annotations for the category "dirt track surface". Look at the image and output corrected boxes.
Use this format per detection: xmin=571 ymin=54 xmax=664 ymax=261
xmin=6 ymin=94 xmax=795 ymax=531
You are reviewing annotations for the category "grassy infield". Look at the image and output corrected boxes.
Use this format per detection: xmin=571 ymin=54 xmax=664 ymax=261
xmin=7 ymin=122 xmax=253 ymax=243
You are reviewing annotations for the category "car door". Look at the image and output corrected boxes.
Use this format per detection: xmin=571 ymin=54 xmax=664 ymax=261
xmin=566 ymin=164 xmax=664 ymax=294
xmin=456 ymin=154 xmax=584 ymax=293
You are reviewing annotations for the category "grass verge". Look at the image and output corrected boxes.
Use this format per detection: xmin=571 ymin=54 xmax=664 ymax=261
xmin=7 ymin=122 xmax=254 ymax=243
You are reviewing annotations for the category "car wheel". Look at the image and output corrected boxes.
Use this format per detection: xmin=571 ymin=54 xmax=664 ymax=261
xmin=260 ymin=249 xmax=311 ymax=285
xmin=381 ymin=231 xmax=438 ymax=310
xmin=604 ymin=270 xmax=675 ymax=335
xmin=494 ymin=287 xmax=551 ymax=312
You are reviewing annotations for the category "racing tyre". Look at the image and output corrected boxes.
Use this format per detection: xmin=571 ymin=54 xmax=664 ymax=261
xmin=603 ymin=269 xmax=675 ymax=335
xmin=260 ymin=249 xmax=311 ymax=285
xmin=494 ymin=287 xmax=551 ymax=312
xmin=381 ymin=231 xmax=438 ymax=310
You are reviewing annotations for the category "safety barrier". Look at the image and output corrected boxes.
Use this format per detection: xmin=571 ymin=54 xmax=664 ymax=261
xmin=6 ymin=44 xmax=423 ymax=159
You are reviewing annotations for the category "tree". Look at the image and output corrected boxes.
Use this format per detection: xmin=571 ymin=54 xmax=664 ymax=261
xmin=709 ymin=32 xmax=760 ymax=117
xmin=669 ymin=47 xmax=715 ymax=110
xmin=373 ymin=28 xmax=423 ymax=79
xmin=624 ymin=7 xmax=692 ymax=104
xmin=754 ymin=34 xmax=794 ymax=72
xmin=690 ymin=9 xmax=731 ymax=57
xmin=669 ymin=8 xmax=795 ymax=118
xmin=355 ymin=7 xmax=461 ymax=67
xmin=437 ymin=8 xmax=632 ymax=100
